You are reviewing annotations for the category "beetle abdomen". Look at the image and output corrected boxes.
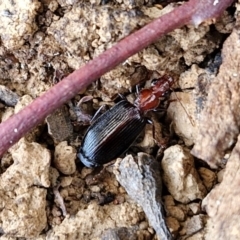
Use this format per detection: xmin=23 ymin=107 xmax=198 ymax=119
xmin=78 ymin=100 xmax=146 ymax=168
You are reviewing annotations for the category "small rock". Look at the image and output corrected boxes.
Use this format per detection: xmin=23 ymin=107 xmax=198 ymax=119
xmin=147 ymin=227 xmax=154 ymax=235
xmin=114 ymin=153 xmax=172 ymax=240
xmin=198 ymin=167 xmax=216 ymax=191
xmin=54 ymin=141 xmax=76 ymax=175
xmin=90 ymin=185 xmax=101 ymax=193
xmin=163 ymin=195 xmax=175 ymax=206
xmin=6 ymin=138 xmax=51 ymax=188
xmin=139 ymin=221 xmax=149 ymax=230
xmin=165 ymin=206 xmax=185 ymax=221
xmin=60 ymin=176 xmax=73 ymax=187
xmin=161 ymin=145 xmax=207 ymax=203
xmin=59 ymin=189 xmax=68 ymax=199
xmin=177 ymin=203 xmax=189 ymax=216
xmin=48 ymin=0 xmax=58 ymax=12
xmin=0 ymin=85 xmax=19 ymax=106
xmin=167 ymin=92 xmax=197 ymax=146
xmin=183 ymin=215 xmax=206 ymax=236
xmin=52 ymin=205 xmax=62 ymax=217
xmin=46 ymin=105 xmax=73 ymax=142
xmin=166 ymin=217 xmax=180 ymax=236
xmin=81 ymin=167 xmax=94 ymax=178
xmin=0 ymin=138 xmax=50 ymax=237
xmin=188 ymin=202 xmax=201 ymax=215
xmin=202 ymin=136 xmax=240 ymax=240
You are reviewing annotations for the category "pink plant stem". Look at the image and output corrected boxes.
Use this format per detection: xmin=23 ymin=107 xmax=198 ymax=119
xmin=0 ymin=0 xmax=234 ymax=156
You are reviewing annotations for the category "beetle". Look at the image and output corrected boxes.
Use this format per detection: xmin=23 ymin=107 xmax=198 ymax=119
xmin=78 ymin=75 xmax=174 ymax=168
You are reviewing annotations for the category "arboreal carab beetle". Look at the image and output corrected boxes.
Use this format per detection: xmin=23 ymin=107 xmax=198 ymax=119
xmin=78 ymin=75 xmax=174 ymax=168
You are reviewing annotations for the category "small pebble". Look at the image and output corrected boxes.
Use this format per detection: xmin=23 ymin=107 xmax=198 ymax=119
xmin=54 ymin=141 xmax=76 ymax=175
xmin=147 ymin=227 xmax=155 ymax=235
xmin=60 ymin=177 xmax=73 ymax=188
xmin=90 ymin=185 xmax=101 ymax=193
xmin=139 ymin=221 xmax=149 ymax=230
xmin=189 ymin=202 xmax=201 ymax=215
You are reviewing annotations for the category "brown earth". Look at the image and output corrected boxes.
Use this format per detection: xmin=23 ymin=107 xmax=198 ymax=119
xmin=0 ymin=0 xmax=238 ymax=239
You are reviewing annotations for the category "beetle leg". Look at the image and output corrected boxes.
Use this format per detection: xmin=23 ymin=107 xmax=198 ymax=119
xmin=68 ymin=101 xmax=92 ymax=125
xmin=146 ymin=118 xmax=152 ymax=124
xmin=77 ymin=96 xmax=94 ymax=106
xmin=117 ymin=93 xmax=127 ymax=100
xmin=90 ymin=104 xmax=107 ymax=124
xmin=86 ymin=160 xmax=116 ymax=182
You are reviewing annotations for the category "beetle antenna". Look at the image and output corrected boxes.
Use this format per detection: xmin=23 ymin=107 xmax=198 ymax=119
xmin=172 ymin=90 xmax=195 ymax=127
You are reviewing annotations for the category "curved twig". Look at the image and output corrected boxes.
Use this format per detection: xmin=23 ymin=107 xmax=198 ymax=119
xmin=0 ymin=0 xmax=234 ymax=156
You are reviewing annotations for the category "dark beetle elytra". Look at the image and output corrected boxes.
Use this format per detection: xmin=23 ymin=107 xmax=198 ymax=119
xmin=78 ymin=100 xmax=146 ymax=168
xmin=78 ymin=75 xmax=174 ymax=168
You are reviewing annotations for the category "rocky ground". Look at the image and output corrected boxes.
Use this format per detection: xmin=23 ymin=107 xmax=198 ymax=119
xmin=0 ymin=0 xmax=238 ymax=239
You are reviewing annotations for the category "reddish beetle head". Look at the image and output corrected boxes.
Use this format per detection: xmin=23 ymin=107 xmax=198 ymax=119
xmin=136 ymin=75 xmax=174 ymax=112
xmin=152 ymin=75 xmax=174 ymax=98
